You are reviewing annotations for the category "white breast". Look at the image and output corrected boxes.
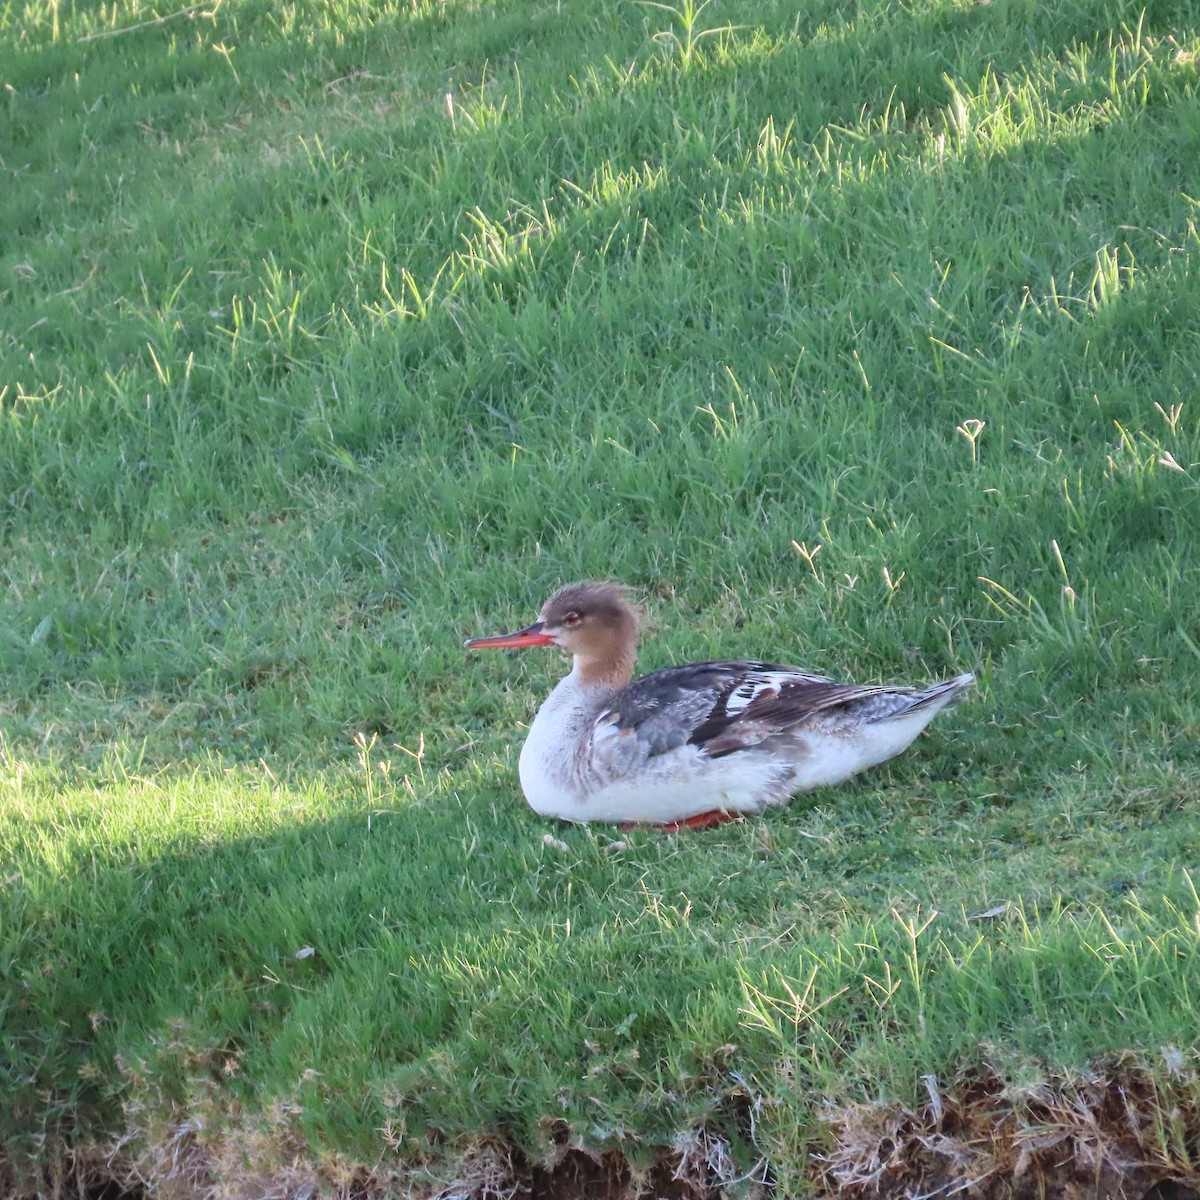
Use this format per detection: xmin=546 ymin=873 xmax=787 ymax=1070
xmin=517 ymin=672 xmax=607 ymax=819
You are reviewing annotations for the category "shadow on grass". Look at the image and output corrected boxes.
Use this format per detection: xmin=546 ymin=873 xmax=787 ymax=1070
xmin=2 ymin=760 xmax=777 ymax=1192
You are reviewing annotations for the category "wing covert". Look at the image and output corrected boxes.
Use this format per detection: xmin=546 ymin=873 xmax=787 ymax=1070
xmin=593 ymin=661 xmax=840 ymax=758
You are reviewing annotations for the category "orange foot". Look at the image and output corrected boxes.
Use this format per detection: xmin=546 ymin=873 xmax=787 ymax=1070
xmin=620 ymin=810 xmax=744 ymax=833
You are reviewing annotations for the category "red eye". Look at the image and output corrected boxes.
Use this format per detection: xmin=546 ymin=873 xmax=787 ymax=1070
xmin=562 ymin=610 xmax=582 ymax=626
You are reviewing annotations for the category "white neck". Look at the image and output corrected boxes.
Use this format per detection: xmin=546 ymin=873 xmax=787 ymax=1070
xmin=517 ymin=667 xmax=619 ymax=817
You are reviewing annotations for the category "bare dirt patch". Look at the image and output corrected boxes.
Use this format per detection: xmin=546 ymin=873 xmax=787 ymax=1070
xmin=8 ymin=1061 xmax=1200 ymax=1200
xmin=7 ymin=1144 xmax=1200 ymax=1200
xmin=816 ymin=1059 xmax=1200 ymax=1200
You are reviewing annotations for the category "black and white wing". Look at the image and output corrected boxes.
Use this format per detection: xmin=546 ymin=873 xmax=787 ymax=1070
xmin=593 ymin=660 xmax=901 ymax=760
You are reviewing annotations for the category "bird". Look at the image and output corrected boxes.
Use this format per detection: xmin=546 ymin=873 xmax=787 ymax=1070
xmin=465 ymin=581 xmax=974 ymax=829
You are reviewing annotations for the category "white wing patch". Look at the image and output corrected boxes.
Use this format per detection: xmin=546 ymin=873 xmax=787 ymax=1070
xmin=721 ymin=669 xmax=832 ymax=716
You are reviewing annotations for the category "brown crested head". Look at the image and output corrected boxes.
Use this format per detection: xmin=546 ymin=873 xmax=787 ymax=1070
xmin=466 ymin=580 xmax=641 ymax=687
xmin=540 ymin=580 xmax=634 ymax=626
xmin=539 ymin=580 xmax=640 ymax=685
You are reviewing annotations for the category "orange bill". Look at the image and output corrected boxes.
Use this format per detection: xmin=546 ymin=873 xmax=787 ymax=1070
xmin=464 ymin=622 xmax=555 ymax=650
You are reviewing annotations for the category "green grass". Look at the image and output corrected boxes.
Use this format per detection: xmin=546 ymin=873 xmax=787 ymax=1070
xmin=3 ymin=0 xmax=1200 ymax=1193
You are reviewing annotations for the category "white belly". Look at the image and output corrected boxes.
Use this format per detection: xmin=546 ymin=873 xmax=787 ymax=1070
xmin=522 ymin=746 xmax=790 ymax=824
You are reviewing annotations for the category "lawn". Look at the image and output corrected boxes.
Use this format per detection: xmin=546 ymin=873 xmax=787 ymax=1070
xmin=3 ymin=0 xmax=1200 ymax=1195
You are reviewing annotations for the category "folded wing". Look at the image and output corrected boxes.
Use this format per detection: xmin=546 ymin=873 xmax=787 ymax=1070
xmin=592 ymin=660 xmax=903 ymax=760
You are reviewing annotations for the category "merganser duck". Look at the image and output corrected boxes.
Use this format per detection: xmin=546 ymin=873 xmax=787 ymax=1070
xmin=465 ymin=581 xmax=974 ymax=829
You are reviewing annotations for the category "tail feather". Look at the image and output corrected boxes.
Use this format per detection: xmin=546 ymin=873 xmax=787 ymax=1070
xmin=898 ymin=672 xmax=975 ymax=715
